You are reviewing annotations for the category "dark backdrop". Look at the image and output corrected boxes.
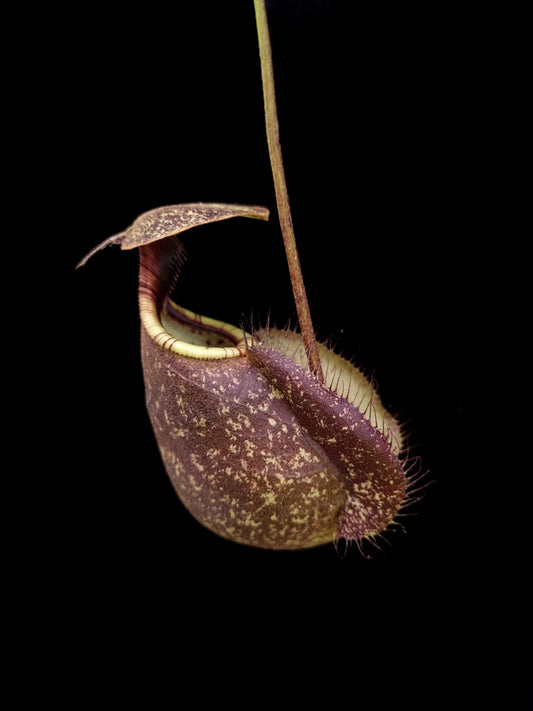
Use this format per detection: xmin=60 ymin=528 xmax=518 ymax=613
xmin=35 ymin=2 xmax=527 ymax=708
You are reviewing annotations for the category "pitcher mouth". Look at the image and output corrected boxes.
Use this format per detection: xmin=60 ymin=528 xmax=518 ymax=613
xmin=138 ymin=236 xmax=250 ymax=360
xmin=76 ymin=203 xmax=269 ymax=362
xmin=158 ymin=298 xmax=249 ymax=358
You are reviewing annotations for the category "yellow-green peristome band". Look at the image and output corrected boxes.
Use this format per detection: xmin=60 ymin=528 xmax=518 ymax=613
xmin=140 ymin=293 xmax=249 ymax=360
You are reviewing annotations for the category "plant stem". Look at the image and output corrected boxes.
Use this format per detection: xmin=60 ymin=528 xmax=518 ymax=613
xmin=253 ymin=0 xmax=324 ymax=383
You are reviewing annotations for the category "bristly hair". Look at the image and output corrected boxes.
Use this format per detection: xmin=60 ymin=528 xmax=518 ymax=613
xmin=245 ymin=316 xmax=430 ymax=558
xmin=162 ymin=237 xmax=188 ymax=304
xmin=332 ymin=415 xmax=431 ymax=559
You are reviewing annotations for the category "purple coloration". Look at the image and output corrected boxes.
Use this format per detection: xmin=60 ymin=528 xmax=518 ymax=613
xmin=248 ymin=342 xmax=407 ymax=543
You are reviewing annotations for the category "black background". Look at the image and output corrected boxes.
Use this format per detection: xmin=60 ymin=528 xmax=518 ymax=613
xmin=28 ymin=1 xmax=528 ymax=708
